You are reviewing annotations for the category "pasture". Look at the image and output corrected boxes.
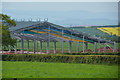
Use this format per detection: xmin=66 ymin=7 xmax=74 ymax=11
xmin=2 ymin=61 xmax=118 ymax=78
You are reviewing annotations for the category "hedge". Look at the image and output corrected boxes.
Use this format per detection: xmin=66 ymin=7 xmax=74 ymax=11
xmin=2 ymin=54 xmax=119 ymax=64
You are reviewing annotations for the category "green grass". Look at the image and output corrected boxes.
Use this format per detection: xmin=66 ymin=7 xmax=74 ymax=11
xmin=2 ymin=61 xmax=118 ymax=78
xmin=15 ymin=40 xmax=119 ymax=52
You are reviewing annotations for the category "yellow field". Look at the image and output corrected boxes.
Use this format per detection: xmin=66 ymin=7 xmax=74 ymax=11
xmin=97 ymin=27 xmax=120 ymax=37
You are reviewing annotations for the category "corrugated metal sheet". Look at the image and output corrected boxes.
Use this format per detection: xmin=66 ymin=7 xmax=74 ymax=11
xmin=9 ymin=21 xmax=41 ymax=31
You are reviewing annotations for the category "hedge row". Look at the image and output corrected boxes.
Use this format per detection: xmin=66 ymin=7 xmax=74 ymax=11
xmin=63 ymin=52 xmax=119 ymax=55
xmin=2 ymin=54 xmax=119 ymax=64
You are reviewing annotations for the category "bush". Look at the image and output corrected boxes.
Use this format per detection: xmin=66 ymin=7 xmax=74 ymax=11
xmin=2 ymin=54 xmax=119 ymax=64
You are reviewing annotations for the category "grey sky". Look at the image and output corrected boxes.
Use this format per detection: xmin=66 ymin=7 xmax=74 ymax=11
xmin=2 ymin=2 xmax=118 ymax=26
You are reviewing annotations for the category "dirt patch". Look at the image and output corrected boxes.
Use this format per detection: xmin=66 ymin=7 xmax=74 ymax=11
xmin=97 ymin=47 xmax=120 ymax=53
xmin=1 ymin=47 xmax=120 ymax=55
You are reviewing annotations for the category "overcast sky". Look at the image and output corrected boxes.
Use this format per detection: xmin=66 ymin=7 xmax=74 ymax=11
xmin=2 ymin=2 xmax=118 ymax=26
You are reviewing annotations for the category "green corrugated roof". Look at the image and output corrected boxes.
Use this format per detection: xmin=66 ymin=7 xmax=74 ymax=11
xmin=9 ymin=21 xmax=41 ymax=31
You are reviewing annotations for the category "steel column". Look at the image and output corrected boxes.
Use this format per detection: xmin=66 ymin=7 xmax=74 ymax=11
xmin=94 ymin=42 xmax=97 ymax=53
xmin=33 ymin=39 xmax=36 ymax=54
xmin=21 ymin=37 xmax=24 ymax=54
xmin=61 ymin=29 xmax=64 ymax=53
xmin=9 ymin=44 xmax=11 ymax=52
xmin=47 ymin=25 xmax=50 ymax=54
xmin=37 ymin=40 xmax=38 ymax=54
xmin=69 ymin=41 xmax=72 ymax=53
xmin=85 ymin=42 xmax=88 ymax=53
xmin=77 ymin=42 xmax=79 ymax=53
xmin=40 ymin=40 xmax=42 ymax=54
xmin=83 ymin=36 xmax=84 ymax=53
xmin=103 ymin=43 xmax=106 ymax=52
xmin=61 ymin=41 xmax=63 ymax=53
xmin=113 ymin=42 xmax=116 ymax=52
xmin=47 ymin=40 xmax=50 ymax=54
xmin=2 ymin=46 xmax=4 ymax=55
xmin=15 ymin=40 xmax=17 ymax=53
xmin=54 ymin=41 xmax=56 ymax=54
xmin=27 ymin=40 xmax=29 ymax=54
xmin=98 ymin=40 xmax=100 ymax=53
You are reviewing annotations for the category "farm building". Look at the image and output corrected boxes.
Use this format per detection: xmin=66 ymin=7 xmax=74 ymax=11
xmin=6 ymin=19 xmax=116 ymax=54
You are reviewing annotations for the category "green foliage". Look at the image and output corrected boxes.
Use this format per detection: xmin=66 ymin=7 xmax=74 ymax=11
xmin=1 ymin=14 xmax=16 ymax=26
xmin=2 ymin=54 xmax=119 ymax=64
xmin=2 ymin=24 xmax=16 ymax=47
xmin=0 ymin=13 xmax=16 ymax=49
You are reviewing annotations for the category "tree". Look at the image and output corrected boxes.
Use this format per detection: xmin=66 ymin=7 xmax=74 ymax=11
xmin=0 ymin=13 xmax=16 ymax=50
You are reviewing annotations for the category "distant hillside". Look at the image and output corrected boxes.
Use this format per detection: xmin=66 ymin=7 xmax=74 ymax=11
xmin=69 ymin=25 xmax=119 ymax=28
xmin=70 ymin=26 xmax=120 ymax=42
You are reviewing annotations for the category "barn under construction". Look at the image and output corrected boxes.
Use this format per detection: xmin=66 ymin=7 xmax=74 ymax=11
xmin=7 ymin=19 xmax=116 ymax=54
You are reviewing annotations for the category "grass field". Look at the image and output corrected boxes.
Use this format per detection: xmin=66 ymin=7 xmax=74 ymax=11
xmin=71 ymin=27 xmax=120 ymax=42
xmin=2 ymin=61 xmax=118 ymax=78
xmin=15 ymin=40 xmax=119 ymax=52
